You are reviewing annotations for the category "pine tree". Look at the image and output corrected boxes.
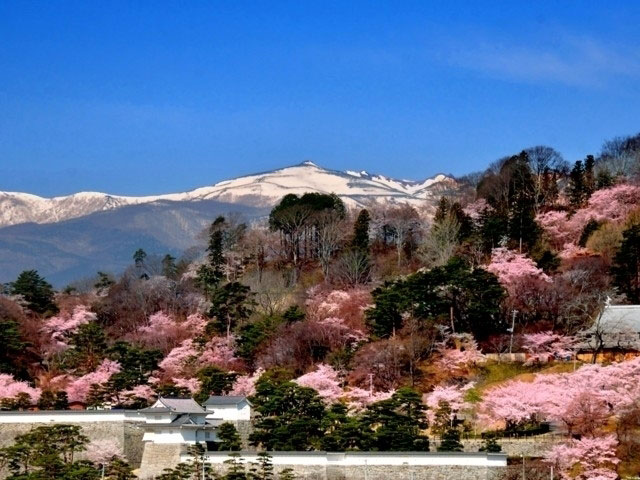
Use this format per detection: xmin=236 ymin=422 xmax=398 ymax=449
xmin=94 ymin=271 xmax=115 ymax=295
xmin=223 ymin=452 xmax=248 ymax=480
xmin=351 ymin=209 xmax=371 ymax=252
xmin=249 ymin=452 xmax=274 ymax=480
xmin=105 ymin=457 xmax=137 ymax=480
xmin=612 ymin=223 xmax=640 ymax=302
xmin=597 ymin=169 xmax=614 ymax=189
xmin=431 ymin=401 xmax=453 ymax=436
xmin=10 ymin=270 xmax=58 ymax=315
xmin=479 ymin=435 xmax=502 ymax=453
xmin=54 ymin=391 xmax=69 ymax=410
xmin=508 ymin=152 xmax=539 ymax=251
xmin=132 ymin=248 xmax=147 ymax=267
xmin=38 ymin=390 xmax=56 ymax=410
xmin=278 ymin=468 xmax=296 ymax=480
xmin=568 ymin=160 xmax=586 ymax=208
xmin=584 ymin=154 xmax=596 ymax=198
xmin=217 ymin=422 xmax=242 ymax=451
xmin=434 ymin=197 xmax=451 ymax=223
xmin=162 ymin=254 xmax=178 ymax=279
xmin=437 ymin=428 xmax=463 ymax=452
xmin=197 ymin=216 xmax=227 ymax=298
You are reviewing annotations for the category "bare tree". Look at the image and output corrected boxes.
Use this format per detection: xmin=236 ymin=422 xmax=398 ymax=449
xmin=242 ymin=269 xmax=292 ymax=316
xmin=384 ymin=204 xmax=423 ymax=266
xmin=333 ymin=249 xmax=371 ymax=287
xmin=418 ymin=214 xmax=460 ymax=268
xmin=600 ymin=134 xmax=640 ymax=177
xmin=525 ymin=146 xmax=567 ymax=213
xmin=315 ymin=211 xmax=346 ymax=281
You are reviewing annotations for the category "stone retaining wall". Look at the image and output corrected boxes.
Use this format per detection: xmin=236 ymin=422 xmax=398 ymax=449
xmin=461 ymin=435 xmax=563 ymax=457
xmin=0 ymin=421 xmax=144 ymax=467
xmin=138 ymin=443 xmax=183 ymax=478
xmin=204 ymin=463 xmax=504 ymax=480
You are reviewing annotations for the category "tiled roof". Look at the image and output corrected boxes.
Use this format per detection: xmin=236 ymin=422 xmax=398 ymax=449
xmin=203 ymin=395 xmax=250 ymax=406
xmin=141 ymin=397 xmax=205 ymax=414
xmin=579 ymin=305 xmax=640 ymax=350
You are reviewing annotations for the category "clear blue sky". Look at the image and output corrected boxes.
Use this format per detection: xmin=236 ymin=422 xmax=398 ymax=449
xmin=1 ymin=1 xmax=640 ymax=196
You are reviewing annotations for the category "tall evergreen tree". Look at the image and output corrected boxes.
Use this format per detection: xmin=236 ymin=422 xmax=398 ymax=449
xmin=161 ymin=254 xmax=178 ymax=279
xmin=0 ymin=316 xmax=26 ymax=376
xmin=197 ymin=216 xmax=228 ymax=298
xmin=568 ymin=160 xmax=586 ymax=208
xmin=10 ymin=270 xmax=58 ymax=315
xmin=351 ymin=209 xmax=371 ymax=252
xmin=584 ymin=154 xmax=596 ymax=197
xmin=217 ymin=422 xmax=242 ymax=451
xmin=361 ymin=388 xmax=430 ymax=451
xmin=508 ymin=151 xmax=538 ymax=251
xmin=438 ymin=428 xmax=463 ymax=452
xmin=434 ymin=197 xmax=451 ymax=223
xmin=132 ymin=248 xmax=147 ymax=267
xmin=612 ymin=224 xmax=640 ymax=302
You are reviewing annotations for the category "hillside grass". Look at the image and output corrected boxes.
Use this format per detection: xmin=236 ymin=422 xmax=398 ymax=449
xmin=473 ymin=360 xmax=581 ymax=393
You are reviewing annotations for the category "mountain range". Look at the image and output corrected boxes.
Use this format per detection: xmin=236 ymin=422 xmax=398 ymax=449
xmin=0 ymin=162 xmax=459 ymax=286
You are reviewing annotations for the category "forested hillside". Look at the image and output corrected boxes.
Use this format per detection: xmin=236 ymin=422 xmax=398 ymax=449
xmin=1 ymin=132 xmax=640 ymax=479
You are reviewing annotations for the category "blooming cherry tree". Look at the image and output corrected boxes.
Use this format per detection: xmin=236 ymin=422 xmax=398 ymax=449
xmin=346 ymin=387 xmax=394 ymax=410
xmin=544 ymin=435 xmax=619 ymax=480
xmin=0 ymin=374 xmax=41 ymax=403
xmin=538 ymin=184 xmax=640 ymax=249
xmin=136 ymin=311 xmax=207 ymax=354
xmin=63 ymin=359 xmax=121 ymax=403
xmin=434 ymin=333 xmax=484 ymax=376
xmin=294 ymin=364 xmax=343 ymax=403
xmin=42 ymin=305 xmax=96 ymax=355
xmin=486 ymin=248 xmax=551 ymax=296
xmin=424 ymin=383 xmax=474 ymax=423
xmin=521 ymin=331 xmax=577 ymax=365
xmin=230 ymin=368 xmax=264 ymax=396
xmin=85 ymin=439 xmax=122 ymax=464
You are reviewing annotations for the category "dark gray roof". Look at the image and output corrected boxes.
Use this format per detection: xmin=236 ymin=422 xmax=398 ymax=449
xmin=579 ymin=305 xmax=640 ymax=351
xmin=139 ymin=407 xmax=172 ymax=414
xmin=141 ymin=397 xmax=205 ymax=414
xmin=203 ymin=395 xmax=250 ymax=406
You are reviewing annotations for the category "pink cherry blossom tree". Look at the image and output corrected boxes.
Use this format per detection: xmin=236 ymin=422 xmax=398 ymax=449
xmin=537 ymin=184 xmax=640 ymax=249
xmin=294 ymin=364 xmax=343 ymax=403
xmin=423 ymin=383 xmax=474 ymax=423
xmin=157 ymin=339 xmax=199 ymax=379
xmin=0 ymin=374 xmax=41 ymax=403
xmin=171 ymin=377 xmax=201 ymax=394
xmin=306 ymin=286 xmax=372 ymax=332
xmin=120 ymin=384 xmax=156 ymax=405
xmin=346 ymin=387 xmax=394 ymax=411
xmin=478 ymin=356 xmax=640 ymax=432
xmin=544 ymin=434 xmax=619 ymax=480
xmin=41 ymin=305 xmax=96 ymax=355
xmin=229 ymin=368 xmax=264 ymax=396
xmin=198 ymin=336 xmax=245 ymax=372
xmin=135 ymin=311 xmax=207 ymax=354
xmin=63 ymin=359 xmax=121 ymax=403
xmin=486 ymin=248 xmax=551 ymax=296
xmin=85 ymin=439 xmax=122 ymax=464
xmin=521 ymin=331 xmax=577 ymax=365
xmin=434 ymin=333 xmax=484 ymax=376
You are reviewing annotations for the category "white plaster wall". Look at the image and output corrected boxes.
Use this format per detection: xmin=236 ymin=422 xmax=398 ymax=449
xmin=205 ymin=403 xmax=250 ymax=421
xmin=145 ymin=413 xmax=176 ymax=424
xmin=0 ymin=411 xmax=142 ymax=424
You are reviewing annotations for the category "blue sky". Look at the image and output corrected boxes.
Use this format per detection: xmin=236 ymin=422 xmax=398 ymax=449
xmin=1 ymin=1 xmax=640 ymax=196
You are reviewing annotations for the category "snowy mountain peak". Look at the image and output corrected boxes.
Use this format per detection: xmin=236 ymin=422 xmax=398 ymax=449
xmin=0 ymin=162 xmax=458 ymax=228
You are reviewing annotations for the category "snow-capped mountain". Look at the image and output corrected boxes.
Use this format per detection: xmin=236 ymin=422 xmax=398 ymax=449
xmin=0 ymin=161 xmax=458 ymax=228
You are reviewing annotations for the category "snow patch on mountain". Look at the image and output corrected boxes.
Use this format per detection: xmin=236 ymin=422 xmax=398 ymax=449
xmin=0 ymin=162 xmax=457 ymax=228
